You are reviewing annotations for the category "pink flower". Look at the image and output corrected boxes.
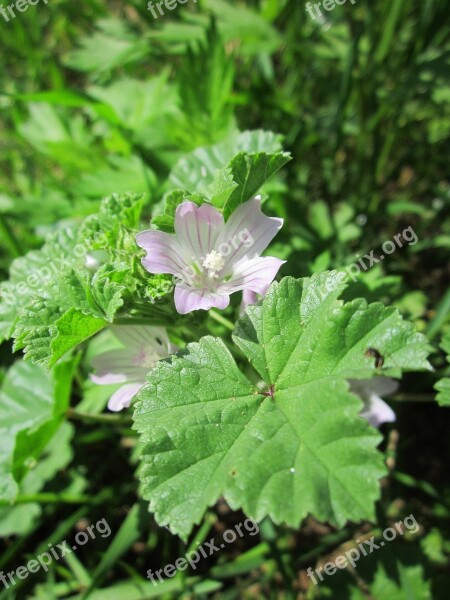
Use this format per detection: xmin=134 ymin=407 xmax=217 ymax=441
xmin=136 ymin=197 xmax=285 ymax=314
xmin=349 ymin=377 xmax=398 ymax=427
xmin=90 ymin=326 xmax=177 ymax=412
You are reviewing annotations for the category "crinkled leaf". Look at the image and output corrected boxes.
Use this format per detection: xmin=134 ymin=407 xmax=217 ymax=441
xmin=134 ymin=273 xmax=431 ymax=538
xmin=209 ymin=167 xmax=238 ymax=208
xmin=0 ymin=228 xmax=77 ymax=342
xmin=166 ymin=130 xmax=291 ymax=220
xmin=220 ymin=149 xmax=291 ymax=218
xmin=12 ymin=266 xmax=126 ymax=367
xmin=169 ymin=129 xmax=286 ymax=194
xmin=50 ymin=309 xmax=107 ymax=368
xmin=3 ymin=194 xmax=146 ymax=366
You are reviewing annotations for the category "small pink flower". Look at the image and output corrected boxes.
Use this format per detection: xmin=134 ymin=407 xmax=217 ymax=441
xmin=349 ymin=377 xmax=398 ymax=427
xmin=136 ymin=197 xmax=285 ymax=314
xmin=91 ymin=326 xmax=177 ymax=412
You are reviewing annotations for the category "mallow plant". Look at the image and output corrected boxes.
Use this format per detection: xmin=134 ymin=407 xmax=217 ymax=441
xmin=0 ymin=130 xmax=434 ymax=540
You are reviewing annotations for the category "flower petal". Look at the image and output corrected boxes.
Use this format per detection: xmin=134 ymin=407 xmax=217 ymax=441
xmin=360 ymin=394 xmax=396 ymax=428
xmin=216 ymin=197 xmax=284 ymax=271
xmin=349 ymin=377 xmax=399 ymax=400
xmin=240 ymin=289 xmax=259 ymax=315
xmin=175 ymin=202 xmax=224 ymax=261
xmin=368 ymin=377 xmax=399 ymax=397
xmin=220 ymin=256 xmax=285 ymax=295
xmin=136 ymin=230 xmax=188 ymax=277
xmin=91 ymin=372 xmax=128 ymax=385
xmin=108 ymin=383 xmax=143 ymax=412
xmin=91 ymin=349 xmax=146 ymax=383
xmin=174 ymin=285 xmax=230 ymax=314
xmin=112 ymin=325 xmax=171 ymax=356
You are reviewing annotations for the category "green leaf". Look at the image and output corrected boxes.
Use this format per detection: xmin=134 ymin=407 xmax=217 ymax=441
xmin=0 ymin=423 xmax=74 ymax=537
xmin=209 ymin=167 xmax=238 ymax=208
xmin=220 ymin=149 xmax=291 ymax=218
xmin=0 ymin=359 xmax=75 ymax=503
xmin=320 ymin=543 xmax=432 ymax=600
xmin=87 ymin=73 xmax=176 ymax=135
xmin=63 ymin=18 xmax=150 ymax=75
xmin=174 ymin=19 xmax=236 ymax=147
xmin=435 ymin=330 xmax=450 ymax=406
xmin=202 ymin=0 xmax=282 ymax=56
xmin=168 ymin=130 xmax=291 ymax=218
xmin=0 ymin=228 xmax=77 ymax=342
xmin=12 ymin=266 xmax=125 ymax=368
xmin=73 ymin=155 xmax=156 ymax=198
xmin=50 ymin=309 xmax=107 ymax=368
xmin=169 ymin=129 xmax=287 ymax=196
xmin=3 ymin=194 xmax=145 ymax=366
xmin=151 ymin=190 xmax=206 ymax=232
xmin=134 ymin=273 xmax=431 ymax=538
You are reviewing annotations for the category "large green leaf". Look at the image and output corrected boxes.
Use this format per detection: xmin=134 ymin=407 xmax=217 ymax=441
xmin=0 ymin=359 xmax=75 ymax=503
xmin=134 ymin=273 xmax=431 ymax=538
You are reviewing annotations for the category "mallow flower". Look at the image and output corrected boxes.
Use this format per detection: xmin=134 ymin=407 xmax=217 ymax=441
xmin=349 ymin=377 xmax=398 ymax=427
xmin=136 ymin=197 xmax=285 ymax=314
xmin=90 ymin=326 xmax=177 ymax=412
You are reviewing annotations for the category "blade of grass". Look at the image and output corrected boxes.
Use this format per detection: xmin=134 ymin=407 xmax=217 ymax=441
xmin=81 ymin=504 xmax=141 ymax=599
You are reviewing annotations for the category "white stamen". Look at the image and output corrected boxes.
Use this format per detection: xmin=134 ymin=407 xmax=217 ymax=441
xmin=202 ymin=250 xmax=225 ymax=279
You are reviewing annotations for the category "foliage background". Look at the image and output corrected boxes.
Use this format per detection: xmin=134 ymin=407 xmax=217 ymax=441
xmin=0 ymin=0 xmax=449 ymax=598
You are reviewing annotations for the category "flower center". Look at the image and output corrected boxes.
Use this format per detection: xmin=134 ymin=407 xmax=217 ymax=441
xmin=202 ymin=250 xmax=225 ymax=279
xmin=132 ymin=346 xmax=160 ymax=370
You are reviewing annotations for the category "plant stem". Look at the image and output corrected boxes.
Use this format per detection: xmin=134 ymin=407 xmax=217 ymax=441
xmin=0 ymin=493 xmax=92 ymax=506
xmin=391 ymin=393 xmax=436 ymax=403
xmin=426 ymin=285 xmax=450 ymax=340
xmin=67 ymin=408 xmax=133 ymax=425
xmin=0 ymin=214 xmax=21 ymax=258
xmin=209 ymin=309 xmax=235 ymax=331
